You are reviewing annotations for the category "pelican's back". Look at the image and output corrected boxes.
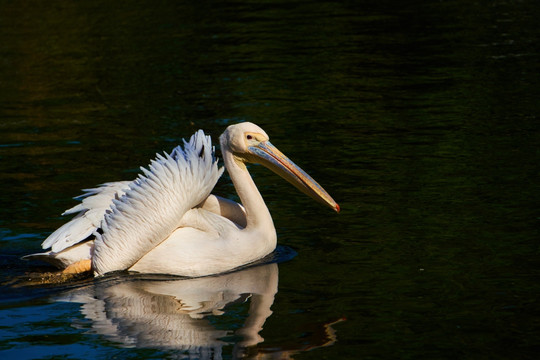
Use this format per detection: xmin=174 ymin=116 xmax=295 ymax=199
xmin=92 ymin=130 xmax=223 ymax=276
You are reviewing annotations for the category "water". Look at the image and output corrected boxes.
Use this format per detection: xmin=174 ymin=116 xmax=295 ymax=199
xmin=1 ymin=0 xmax=539 ymax=359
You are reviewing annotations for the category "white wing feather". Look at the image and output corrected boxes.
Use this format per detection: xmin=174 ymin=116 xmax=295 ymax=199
xmin=41 ymin=181 xmax=131 ymax=253
xmin=92 ymin=130 xmax=224 ymax=276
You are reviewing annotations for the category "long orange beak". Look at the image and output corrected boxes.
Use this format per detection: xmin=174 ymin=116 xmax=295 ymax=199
xmin=247 ymin=141 xmax=340 ymax=212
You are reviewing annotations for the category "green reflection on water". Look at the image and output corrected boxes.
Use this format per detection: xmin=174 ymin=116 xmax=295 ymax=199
xmin=1 ymin=0 xmax=539 ymax=359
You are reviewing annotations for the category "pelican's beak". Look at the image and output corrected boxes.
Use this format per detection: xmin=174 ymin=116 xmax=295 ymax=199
xmin=247 ymin=141 xmax=340 ymax=212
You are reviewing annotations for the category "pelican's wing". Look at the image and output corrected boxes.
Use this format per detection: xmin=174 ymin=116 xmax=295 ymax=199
xmin=41 ymin=181 xmax=131 ymax=253
xmin=92 ymin=130 xmax=224 ymax=276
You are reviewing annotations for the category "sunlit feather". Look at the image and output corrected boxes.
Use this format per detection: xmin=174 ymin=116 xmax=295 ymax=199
xmin=92 ymin=130 xmax=223 ymax=275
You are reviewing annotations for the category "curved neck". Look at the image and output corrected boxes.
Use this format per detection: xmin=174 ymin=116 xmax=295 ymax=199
xmin=222 ymin=149 xmax=274 ymax=231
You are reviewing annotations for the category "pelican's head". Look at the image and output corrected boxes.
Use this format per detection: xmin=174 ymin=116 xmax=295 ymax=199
xmin=220 ymin=122 xmax=340 ymax=212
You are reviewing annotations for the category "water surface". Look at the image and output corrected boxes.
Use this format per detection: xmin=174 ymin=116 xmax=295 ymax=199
xmin=1 ymin=1 xmax=539 ymax=359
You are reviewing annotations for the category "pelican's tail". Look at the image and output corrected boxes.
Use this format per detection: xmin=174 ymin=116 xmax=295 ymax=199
xmin=92 ymin=130 xmax=224 ymax=276
xmin=22 ymin=240 xmax=94 ymax=270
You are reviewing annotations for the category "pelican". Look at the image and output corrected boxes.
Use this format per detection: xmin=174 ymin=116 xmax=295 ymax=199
xmin=23 ymin=122 xmax=339 ymax=277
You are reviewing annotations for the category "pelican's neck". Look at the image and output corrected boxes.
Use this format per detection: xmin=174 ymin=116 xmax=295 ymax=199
xmin=222 ymin=149 xmax=274 ymax=231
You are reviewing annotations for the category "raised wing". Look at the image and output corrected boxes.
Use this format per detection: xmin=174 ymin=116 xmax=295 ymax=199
xmin=92 ymin=130 xmax=224 ymax=276
xmin=41 ymin=181 xmax=131 ymax=253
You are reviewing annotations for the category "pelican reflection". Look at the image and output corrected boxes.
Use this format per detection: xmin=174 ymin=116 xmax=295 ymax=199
xmin=55 ymin=260 xmax=344 ymax=359
xmin=56 ymin=263 xmax=278 ymax=356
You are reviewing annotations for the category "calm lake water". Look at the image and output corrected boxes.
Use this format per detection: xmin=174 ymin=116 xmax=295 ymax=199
xmin=1 ymin=0 xmax=539 ymax=359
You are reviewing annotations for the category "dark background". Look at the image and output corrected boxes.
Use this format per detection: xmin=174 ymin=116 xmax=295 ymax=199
xmin=1 ymin=1 xmax=539 ymax=358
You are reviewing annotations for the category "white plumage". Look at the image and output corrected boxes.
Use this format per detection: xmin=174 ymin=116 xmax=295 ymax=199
xmin=93 ymin=130 xmax=223 ymax=275
xmin=23 ymin=122 xmax=338 ymax=277
xmin=42 ymin=181 xmax=131 ymax=253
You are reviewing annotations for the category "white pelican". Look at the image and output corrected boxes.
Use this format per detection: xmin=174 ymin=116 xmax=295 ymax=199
xmin=23 ymin=122 xmax=339 ymax=277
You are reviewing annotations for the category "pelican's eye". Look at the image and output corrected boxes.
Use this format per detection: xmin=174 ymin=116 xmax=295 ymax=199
xmin=246 ymin=134 xmax=253 ymax=140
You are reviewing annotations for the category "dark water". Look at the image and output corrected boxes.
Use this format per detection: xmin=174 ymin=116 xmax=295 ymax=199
xmin=1 ymin=0 xmax=539 ymax=359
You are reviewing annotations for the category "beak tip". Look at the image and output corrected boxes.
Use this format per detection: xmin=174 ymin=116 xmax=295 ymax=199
xmin=335 ymin=203 xmax=340 ymax=213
